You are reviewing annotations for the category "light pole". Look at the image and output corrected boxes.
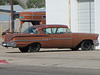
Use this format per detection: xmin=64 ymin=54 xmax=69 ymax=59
xmin=11 ymin=0 xmax=14 ymax=33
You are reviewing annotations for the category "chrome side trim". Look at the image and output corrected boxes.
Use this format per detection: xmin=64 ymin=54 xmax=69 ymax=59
xmin=53 ymin=38 xmax=72 ymax=40
xmin=13 ymin=38 xmax=72 ymax=42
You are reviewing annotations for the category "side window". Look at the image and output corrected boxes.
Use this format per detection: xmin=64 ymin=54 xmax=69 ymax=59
xmin=52 ymin=28 xmax=66 ymax=34
xmin=67 ymin=28 xmax=72 ymax=34
xmin=52 ymin=28 xmax=57 ymax=34
xmin=42 ymin=28 xmax=51 ymax=34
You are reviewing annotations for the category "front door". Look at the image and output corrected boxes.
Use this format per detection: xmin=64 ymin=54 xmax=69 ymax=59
xmin=41 ymin=28 xmax=53 ymax=48
xmin=52 ymin=28 xmax=73 ymax=48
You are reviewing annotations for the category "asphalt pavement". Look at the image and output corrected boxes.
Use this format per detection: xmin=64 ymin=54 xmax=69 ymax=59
xmin=0 ymin=65 xmax=100 ymax=75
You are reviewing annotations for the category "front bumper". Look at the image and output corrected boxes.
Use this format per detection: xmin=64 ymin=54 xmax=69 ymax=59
xmin=1 ymin=42 xmax=16 ymax=47
xmin=93 ymin=40 xmax=99 ymax=46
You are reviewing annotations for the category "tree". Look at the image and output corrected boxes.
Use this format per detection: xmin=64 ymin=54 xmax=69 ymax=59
xmin=0 ymin=2 xmax=3 ymax=5
xmin=0 ymin=0 xmax=20 ymax=5
xmin=27 ymin=0 xmax=45 ymax=8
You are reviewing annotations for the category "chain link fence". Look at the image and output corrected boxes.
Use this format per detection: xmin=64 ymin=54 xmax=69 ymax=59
xmin=0 ymin=15 xmax=33 ymax=37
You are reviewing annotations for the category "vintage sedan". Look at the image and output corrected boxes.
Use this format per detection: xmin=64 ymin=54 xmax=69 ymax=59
xmin=1 ymin=25 xmax=99 ymax=52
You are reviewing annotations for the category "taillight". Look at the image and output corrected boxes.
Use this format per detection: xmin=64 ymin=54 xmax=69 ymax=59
xmin=12 ymin=38 xmax=16 ymax=41
xmin=2 ymin=35 xmax=6 ymax=42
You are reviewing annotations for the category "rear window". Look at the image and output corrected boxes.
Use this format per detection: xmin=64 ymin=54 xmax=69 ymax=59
xmin=23 ymin=27 xmax=39 ymax=34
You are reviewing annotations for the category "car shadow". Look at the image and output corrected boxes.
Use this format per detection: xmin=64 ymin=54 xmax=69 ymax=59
xmin=6 ymin=49 xmax=99 ymax=54
xmin=6 ymin=49 xmax=72 ymax=53
xmin=6 ymin=52 xmax=22 ymax=53
xmin=39 ymin=49 xmax=71 ymax=52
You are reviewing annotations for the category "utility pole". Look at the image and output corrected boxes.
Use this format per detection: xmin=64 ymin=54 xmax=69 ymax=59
xmin=11 ymin=0 xmax=14 ymax=33
xmin=69 ymin=0 xmax=71 ymax=30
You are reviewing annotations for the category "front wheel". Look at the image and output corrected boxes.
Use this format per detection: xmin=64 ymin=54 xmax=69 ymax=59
xmin=81 ymin=41 xmax=92 ymax=50
xmin=71 ymin=47 xmax=79 ymax=51
xmin=19 ymin=47 xmax=29 ymax=52
xmin=29 ymin=43 xmax=41 ymax=52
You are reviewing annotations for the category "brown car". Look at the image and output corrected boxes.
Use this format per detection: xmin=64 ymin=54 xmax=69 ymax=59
xmin=1 ymin=25 xmax=99 ymax=52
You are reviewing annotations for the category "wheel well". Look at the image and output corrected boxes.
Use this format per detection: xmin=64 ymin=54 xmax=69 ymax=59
xmin=77 ymin=39 xmax=93 ymax=48
xmin=28 ymin=42 xmax=41 ymax=48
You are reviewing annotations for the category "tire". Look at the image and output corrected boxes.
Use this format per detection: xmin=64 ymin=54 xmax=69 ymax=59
xmin=71 ymin=47 xmax=79 ymax=51
xmin=19 ymin=47 xmax=29 ymax=52
xmin=81 ymin=41 xmax=92 ymax=50
xmin=91 ymin=45 xmax=95 ymax=50
xmin=29 ymin=43 xmax=40 ymax=52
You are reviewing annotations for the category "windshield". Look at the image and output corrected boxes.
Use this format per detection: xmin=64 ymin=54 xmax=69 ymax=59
xmin=23 ymin=27 xmax=39 ymax=34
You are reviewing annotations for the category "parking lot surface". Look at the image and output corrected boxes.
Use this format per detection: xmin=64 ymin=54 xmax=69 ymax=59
xmin=0 ymin=45 xmax=100 ymax=70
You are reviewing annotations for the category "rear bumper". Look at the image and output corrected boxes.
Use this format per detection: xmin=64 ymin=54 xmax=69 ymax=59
xmin=1 ymin=42 xmax=16 ymax=47
xmin=93 ymin=40 xmax=99 ymax=46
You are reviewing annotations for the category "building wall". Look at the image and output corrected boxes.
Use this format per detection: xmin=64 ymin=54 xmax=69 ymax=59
xmin=46 ymin=0 xmax=79 ymax=32
xmin=95 ymin=0 xmax=100 ymax=49
xmin=46 ymin=0 xmax=69 ymax=25
xmin=77 ymin=0 xmax=95 ymax=33
xmin=70 ymin=0 xmax=78 ymax=32
xmin=46 ymin=0 xmax=100 ymax=49
xmin=0 ymin=11 xmax=11 ymax=15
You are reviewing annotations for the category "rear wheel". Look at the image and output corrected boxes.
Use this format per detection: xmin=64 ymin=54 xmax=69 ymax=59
xmin=81 ymin=41 xmax=92 ymax=50
xmin=19 ymin=47 xmax=29 ymax=52
xmin=29 ymin=43 xmax=40 ymax=52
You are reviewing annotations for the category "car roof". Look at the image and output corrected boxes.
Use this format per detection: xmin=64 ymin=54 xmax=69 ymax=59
xmin=33 ymin=24 xmax=68 ymax=29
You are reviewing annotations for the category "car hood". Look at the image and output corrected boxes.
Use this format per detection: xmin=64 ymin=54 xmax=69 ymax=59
xmin=72 ymin=33 xmax=99 ymax=40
